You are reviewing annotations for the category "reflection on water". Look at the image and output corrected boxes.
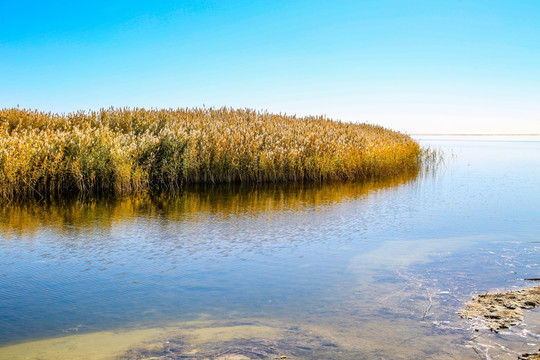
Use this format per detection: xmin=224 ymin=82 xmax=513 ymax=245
xmin=0 ymin=174 xmax=419 ymax=236
xmin=0 ymin=138 xmax=540 ymax=359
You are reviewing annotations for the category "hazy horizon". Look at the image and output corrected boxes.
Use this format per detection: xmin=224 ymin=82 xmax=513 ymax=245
xmin=1 ymin=1 xmax=539 ymax=134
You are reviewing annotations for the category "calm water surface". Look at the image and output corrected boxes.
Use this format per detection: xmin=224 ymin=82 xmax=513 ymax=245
xmin=0 ymin=138 xmax=539 ymax=359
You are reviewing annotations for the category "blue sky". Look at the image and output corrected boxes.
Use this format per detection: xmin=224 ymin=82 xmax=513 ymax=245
xmin=1 ymin=0 xmax=539 ymax=133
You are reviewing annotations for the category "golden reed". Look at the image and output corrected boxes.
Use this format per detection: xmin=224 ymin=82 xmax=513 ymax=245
xmin=0 ymin=107 xmax=421 ymax=200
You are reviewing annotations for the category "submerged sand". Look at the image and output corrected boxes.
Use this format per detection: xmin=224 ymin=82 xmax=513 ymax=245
xmin=0 ymin=319 xmax=356 ymax=360
xmin=2 ymin=285 xmax=539 ymax=359
xmin=0 ymin=316 xmax=477 ymax=360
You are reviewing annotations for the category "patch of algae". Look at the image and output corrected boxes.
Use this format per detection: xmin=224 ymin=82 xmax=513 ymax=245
xmin=459 ymin=286 xmax=540 ymax=332
xmin=520 ymin=351 xmax=540 ymax=360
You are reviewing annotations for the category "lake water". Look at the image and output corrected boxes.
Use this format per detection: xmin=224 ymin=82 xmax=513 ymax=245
xmin=0 ymin=137 xmax=539 ymax=359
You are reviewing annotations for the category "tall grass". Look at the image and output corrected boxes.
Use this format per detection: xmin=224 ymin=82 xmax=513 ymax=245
xmin=0 ymin=107 xmax=421 ymax=200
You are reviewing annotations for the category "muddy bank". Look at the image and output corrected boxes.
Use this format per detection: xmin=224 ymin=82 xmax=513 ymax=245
xmin=459 ymin=286 xmax=540 ymax=331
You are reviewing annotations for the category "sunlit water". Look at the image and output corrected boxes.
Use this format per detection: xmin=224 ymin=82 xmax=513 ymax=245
xmin=0 ymin=138 xmax=539 ymax=359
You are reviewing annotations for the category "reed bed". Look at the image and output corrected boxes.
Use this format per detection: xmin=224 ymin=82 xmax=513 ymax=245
xmin=0 ymin=107 xmax=421 ymax=200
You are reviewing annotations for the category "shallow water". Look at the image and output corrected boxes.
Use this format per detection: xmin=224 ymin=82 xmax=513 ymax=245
xmin=0 ymin=138 xmax=539 ymax=359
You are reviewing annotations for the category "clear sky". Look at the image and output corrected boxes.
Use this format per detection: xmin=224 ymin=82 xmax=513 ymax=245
xmin=1 ymin=0 xmax=539 ymax=134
